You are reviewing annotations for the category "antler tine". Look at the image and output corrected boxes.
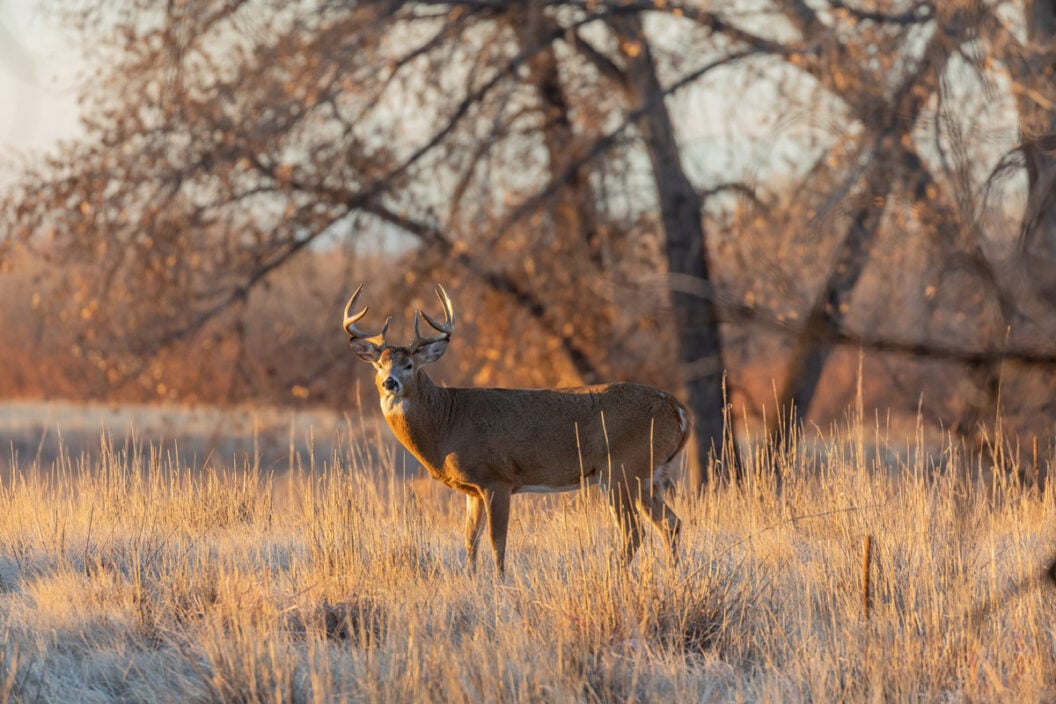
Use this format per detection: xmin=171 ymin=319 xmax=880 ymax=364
xmin=423 ymin=284 xmax=455 ymax=333
xmin=412 ymin=284 xmax=456 ymax=349
xmin=342 ymin=284 xmax=391 ymax=345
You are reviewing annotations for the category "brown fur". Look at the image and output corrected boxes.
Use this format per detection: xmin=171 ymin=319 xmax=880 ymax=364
xmin=346 ymin=291 xmax=689 ymax=575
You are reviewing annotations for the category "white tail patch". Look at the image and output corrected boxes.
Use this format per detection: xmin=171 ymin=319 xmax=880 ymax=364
xmin=677 ymin=406 xmax=688 ymax=435
xmin=652 ymin=459 xmax=677 ymax=495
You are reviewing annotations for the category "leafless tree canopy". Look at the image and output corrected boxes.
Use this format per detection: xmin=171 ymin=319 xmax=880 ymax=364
xmin=2 ymin=0 xmax=1056 ymax=479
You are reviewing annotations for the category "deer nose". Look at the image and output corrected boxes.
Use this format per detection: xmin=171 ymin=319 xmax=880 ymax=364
xmin=382 ymin=377 xmax=400 ymax=393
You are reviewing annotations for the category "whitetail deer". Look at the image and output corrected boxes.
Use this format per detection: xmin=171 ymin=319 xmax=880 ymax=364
xmin=343 ymin=284 xmax=689 ymax=575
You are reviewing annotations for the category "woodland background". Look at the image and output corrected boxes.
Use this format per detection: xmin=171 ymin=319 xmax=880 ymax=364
xmin=2 ymin=0 xmax=1056 ymax=483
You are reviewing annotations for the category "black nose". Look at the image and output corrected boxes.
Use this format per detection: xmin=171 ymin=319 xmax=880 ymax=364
xmin=382 ymin=377 xmax=399 ymax=392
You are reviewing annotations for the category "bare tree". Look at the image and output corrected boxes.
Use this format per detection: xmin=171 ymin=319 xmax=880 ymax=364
xmin=772 ymin=3 xmax=978 ymax=444
xmin=600 ymin=15 xmax=739 ymax=482
xmin=4 ymin=0 xmax=1056 ymax=476
xmin=2 ymin=1 xmax=743 ymax=473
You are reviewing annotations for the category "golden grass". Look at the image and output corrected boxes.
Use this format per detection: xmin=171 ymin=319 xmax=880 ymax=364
xmin=0 ymin=409 xmax=1052 ymax=703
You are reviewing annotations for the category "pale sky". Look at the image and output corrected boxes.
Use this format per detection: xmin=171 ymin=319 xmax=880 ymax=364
xmin=0 ymin=0 xmax=82 ymax=166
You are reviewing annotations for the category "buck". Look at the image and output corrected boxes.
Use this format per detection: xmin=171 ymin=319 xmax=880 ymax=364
xmin=343 ymin=284 xmax=689 ymax=575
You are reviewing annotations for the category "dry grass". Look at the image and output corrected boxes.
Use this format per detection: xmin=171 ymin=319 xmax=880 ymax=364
xmin=0 ymin=406 xmax=1052 ymax=703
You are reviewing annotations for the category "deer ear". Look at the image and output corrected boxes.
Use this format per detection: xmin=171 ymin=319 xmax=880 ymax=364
xmin=413 ymin=339 xmax=449 ymax=365
xmin=349 ymin=338 xmax=381 ymax=363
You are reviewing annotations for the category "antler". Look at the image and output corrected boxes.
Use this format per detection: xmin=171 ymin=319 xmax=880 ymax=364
xmin=411 ymin=284 xmax=456 ymax=351
xmin=343 ymin=284 xmax=391 ymax=348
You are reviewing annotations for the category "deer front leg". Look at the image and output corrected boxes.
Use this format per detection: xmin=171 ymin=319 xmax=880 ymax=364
xmin=607 ymin=484 xmax=644 ymax=565
xmin=482 ymin=486 xmax=512 ymax=577
xmin=465 ymin=494 xmax=486 ymax=570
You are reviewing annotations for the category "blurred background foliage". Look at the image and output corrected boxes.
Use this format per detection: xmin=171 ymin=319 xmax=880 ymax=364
xmin=2 ymin=0 xmax=1056 ymax=480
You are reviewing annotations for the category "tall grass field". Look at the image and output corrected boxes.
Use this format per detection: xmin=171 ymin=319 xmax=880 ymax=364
xmin=0 ymin=401 xmax=1052 ymax=702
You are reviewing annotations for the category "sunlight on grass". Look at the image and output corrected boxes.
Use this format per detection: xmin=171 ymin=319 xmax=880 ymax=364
xmin=0 ymin=405 xmax=1051 ymax=702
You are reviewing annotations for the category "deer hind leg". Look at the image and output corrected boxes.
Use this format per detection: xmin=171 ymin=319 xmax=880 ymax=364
xmin=465 ymin=494 xmax=486 ymax=571
xmin=638 ymin=493 xmax=682 ymax=562
xmin=482 ymin=486 xmax=512 ymax=577
xmin=638 ymin=462 xmax=682 ymax=562
xmin=607 ymin=483 xmax=644 ymax=565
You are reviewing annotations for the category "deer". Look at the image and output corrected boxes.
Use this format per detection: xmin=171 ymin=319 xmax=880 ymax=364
xmin=342 ymin=284 xmax=689 ymax=576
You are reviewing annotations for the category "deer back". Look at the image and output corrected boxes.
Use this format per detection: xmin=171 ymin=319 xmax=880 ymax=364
xmin=389 ymin=379 xmax=688 ymax=491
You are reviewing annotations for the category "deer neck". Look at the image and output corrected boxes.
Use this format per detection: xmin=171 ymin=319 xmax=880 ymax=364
xmin=380 ymin=372 xmax=452 ymax=472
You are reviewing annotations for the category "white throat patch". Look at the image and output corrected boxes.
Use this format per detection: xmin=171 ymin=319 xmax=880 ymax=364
xmin=381 ymin=394 xmax=409 ymax=416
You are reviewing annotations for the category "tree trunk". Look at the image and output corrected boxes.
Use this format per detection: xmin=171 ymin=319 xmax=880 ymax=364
xmin=508 ymin=4 xmax=609 ymax=384
xmin=775 ymin=156 xmax=886 ymax=436
xmin=611 ymin=16 xmax=738 ymax=486
xmin=771 ymin=18 xmax=964 ymax=453
xmin=1019 ymin=1 xmax=1056 ymax=303
xmin=509 ymin=4 xmax=602 ymax=267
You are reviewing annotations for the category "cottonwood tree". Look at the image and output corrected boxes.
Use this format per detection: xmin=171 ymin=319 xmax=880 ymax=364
xmin=5 ymin=0 xmax=1056 ymax=483
xmin=668 ymin=1 xmax=1056 ymax=457
xmin=723 ymin=2 xmax=1013 ymax=450
xmin=3 ymin=0 xmax=747 ymax=483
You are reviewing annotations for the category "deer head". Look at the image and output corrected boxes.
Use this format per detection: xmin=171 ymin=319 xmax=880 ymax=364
xmin=343 ymin=284 xmax=455 ymax=402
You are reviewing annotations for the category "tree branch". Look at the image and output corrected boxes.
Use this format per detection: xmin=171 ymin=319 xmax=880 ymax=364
xmin=668 ymin=272 xmax=1056 ymax=372
xmin=356 ymin=202 xmax=605 ymax=383
xmin=828 ymin=0 xmax=934 ymax=25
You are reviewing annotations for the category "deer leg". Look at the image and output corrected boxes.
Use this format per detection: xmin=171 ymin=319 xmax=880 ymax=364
xmin=482 ymin=486 xmax=512 ymax=577
xmin=639 ymin=493 xmax=682 ymax=563
xmin=607 ymin=485 xmax=643 ymax=564
xmin=465 ymin=494 xmax=486 ymax=570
